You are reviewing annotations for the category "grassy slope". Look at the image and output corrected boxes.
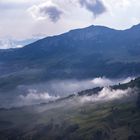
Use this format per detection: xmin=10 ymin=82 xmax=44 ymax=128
xmin=0 ymin=78 xmax=140 ymax=140
xmin=0 ymin=100 xmax=140 ymax=140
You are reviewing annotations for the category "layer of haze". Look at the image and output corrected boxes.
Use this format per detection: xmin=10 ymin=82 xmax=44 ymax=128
xmin=0 ymin=77 xmax=135 ymax=108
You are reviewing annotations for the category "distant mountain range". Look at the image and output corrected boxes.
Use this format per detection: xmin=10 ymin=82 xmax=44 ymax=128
xmin=0 ymin=24 xmax=140 ymax=91
xmin=0 ymin=38 xmax=40 ymax=49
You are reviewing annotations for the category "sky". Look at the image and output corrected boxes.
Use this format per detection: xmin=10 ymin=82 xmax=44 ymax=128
xmin=0 ymin=0 xmax=140 ymax=42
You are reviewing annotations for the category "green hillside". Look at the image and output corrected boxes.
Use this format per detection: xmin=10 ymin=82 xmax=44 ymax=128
xmin=0 ymin=77 xmax=140 ymax=140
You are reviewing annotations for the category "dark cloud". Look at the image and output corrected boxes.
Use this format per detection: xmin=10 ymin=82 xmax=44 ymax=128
xmin=79 ymin=0 xmax=106 ymax=17
xmin=39 ymin=5 xmax=63 ymax=22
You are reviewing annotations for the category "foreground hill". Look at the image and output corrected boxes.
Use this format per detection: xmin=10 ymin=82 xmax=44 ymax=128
xmin=0 ymin=77 xmax=140 ymax=140
xmin=0 ymin=24 xmax=140 ymax=92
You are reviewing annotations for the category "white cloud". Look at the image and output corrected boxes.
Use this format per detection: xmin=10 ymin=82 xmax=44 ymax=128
xmin=0 ymin=0 xmax=140 ymax=40
xmin=91 ymin=77 xmax=113 ymax=86
xmin=114 ymin=0 xmax=131 ymax=8
xmin=0 ymin=39 xmax=22 ymax=49
xmin=19 ymin=89 xmax=59 ymax=106
xmin=0 ymin=37 xmax=41 ymax=49
xmin=0 ymin=77 xmax=136 ymax=107
xmin=28 ymin=0 xmax=106 ymax=21
xmin=0 ymin=0 xmax=38 ymax=4
xmin=28 ymin=1 xmax=63 ymax=22
xmin=79 ymin=87 xmax=135 ymax=103
xmin=17 ymin=77 xmax=134 ymax=97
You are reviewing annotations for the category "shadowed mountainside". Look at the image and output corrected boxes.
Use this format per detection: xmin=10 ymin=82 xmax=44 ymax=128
xmin=0 ymin=77 xmax=140 ymax=140
xmin=0 ymin=24 xmax=140 ymax=92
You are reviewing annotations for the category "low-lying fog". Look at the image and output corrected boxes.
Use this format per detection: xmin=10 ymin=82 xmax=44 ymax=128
xmin=0 ymin=77 xmax=135 ymax=108
xmin=79 ymin=87 xmax=137 ymax=103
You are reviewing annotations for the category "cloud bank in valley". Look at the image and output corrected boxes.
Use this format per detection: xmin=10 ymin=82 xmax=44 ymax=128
xmin=35 ymin=77 xmax=134 ymax=96
xmin=22 ymin=77 xmax=134 ymax=96
xmin=0 ymin=77 xmax=135 ymax=108
xmin=13 ymin=77 xmax=135 ymax=107
xmin=18 ymin=89 xmax=59 ymax=106
xmin=79 ymin=87 xmax=136 ymax=103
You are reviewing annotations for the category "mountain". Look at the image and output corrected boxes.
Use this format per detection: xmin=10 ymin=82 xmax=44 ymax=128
xmin=0 ymin=24 xmax=140 ymax=92
xmin=0 ymin=77 xmax=140 ymax=140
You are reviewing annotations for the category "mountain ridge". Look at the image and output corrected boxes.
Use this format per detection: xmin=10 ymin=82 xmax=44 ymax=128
xmin=1 ymin=23 xmax=140 ymax=51
xmin=0 ymin=24 xmax=140 ymax=92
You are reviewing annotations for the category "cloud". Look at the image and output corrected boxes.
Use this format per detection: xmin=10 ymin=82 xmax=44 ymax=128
xmin=18 ymin=89 xmax=59 ymax=106
xmin=28 ymin=1 xmax=63 ymax=22
xmin=17 ymin=77 xmax=134 ymax=97
xmin=91 ymin=77 xmax=114 ymax=86
xmin=1 ymin=0 xmax=140 ymax=40
xmin=79 ymin=0 xmax=106 ymax=17
xmin=91 ymin=77 xmax=135 ymax=86
xmin=0 ymin=39 xmax=22 ymax=49
xmin=0 ymin=37 xmax=41 ymax=49
xmin=79 ymin=87 xmax=136 ymax=103
xmin=0 ymin=77 xmax=135 ymax=108
xmin=27 ymin=0 xmax=106 ymax=22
